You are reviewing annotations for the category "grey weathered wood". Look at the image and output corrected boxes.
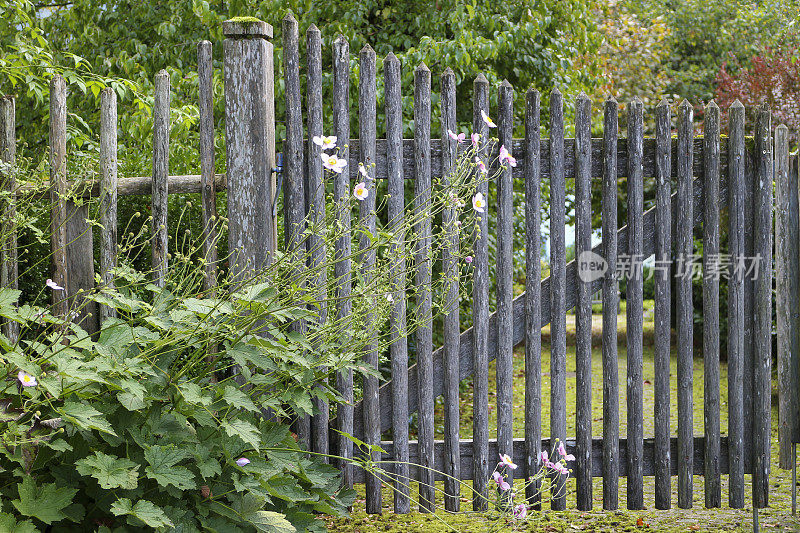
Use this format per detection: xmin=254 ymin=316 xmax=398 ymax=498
xmin=496 ymin=80 xmax=515 ymax=498
xmin=222 ymin=19 xmax=272 ymax=38
xmin=413 ymin=62 xmax=434 ymax=513
xmin=727 ymin=100 xmax=745 ymax=509
xmin=351 ymin=167 xmax=729 ymax=442
xmin=282 ymin=15 xmax=309 ymax=451
xmin=49 ymin=75 xmax=68 ymax=317
xmin=702 ymin=101 xmax=721 ymax=508
xmin=306 ymin=24 xmax=329 ymax=463
xmin=440 ymin=66 xmax=460 ymax=513
xmin=197 ymin=41 xmax=219 ymax=384
xmin=549 ymin=88 xmax=567 ymax=511
xmin=351 ymin=436 xmax=743 ymax=483
xmin=676 ymin=100 xmax=694 ymax=509
xmin=574 ymin=92 xmax=592 ymax=511
xmin=98 ymin=89 xmax=118 ymax=324
xmin=626 ymin=98 xmax=644 ymax=510
xmin=21 ymin=174 xmax=227 ymax=199
xmin=358 ymin=43 xmax=381 ymax=515
xmin=332 ymin=34 xmax=354 ymax=490
xmin=151 ymin=70 xmax=170 ymax=288
xmin=752 ymin=105 xmax=772 ymax=509
xmin=471 ymin=73 xmax=490 ymax=512
xmin=0 ymin=96 xmax=18 ymax=342
xmin=601 ymin=96 xmax=619 ymax=510
xmin=223 ymin=18 xmax=276 ymax=281
xmin=65 ymin=199 xmax=97 ymax=333
xmin=198 ymin=41 xmax=218 ymax=295
xmin=65 ymin=200 xmax=97 ymax=333
xmin=296 ymin=136 xmax=736 ymax=183
xmin=742 ymin=105 xmax=755 ymax=476
xmin=24 ymin=136 xmax=751 ymax=198
xmin=524 ymin=88 xmax=542 ymax=506
xmin=775 ymin=124 xmax=798 ymax=470
xmin=653 ymin=99 xmax=672 ymax=510
xmin=384 ymin=52 xmax=410 ymax=514
xmin=282 ymin=15 xmax=306 ymax=252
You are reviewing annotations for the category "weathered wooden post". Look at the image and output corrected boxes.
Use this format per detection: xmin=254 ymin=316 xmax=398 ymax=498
xmin=0 ymin=96 xmax=19 ymax=342
xmin=223 ymin=18 xmax=277 ymax=281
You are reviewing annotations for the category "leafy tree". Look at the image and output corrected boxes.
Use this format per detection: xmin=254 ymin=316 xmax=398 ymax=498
xmin=620 ymin=0 xmax=800 ymax=106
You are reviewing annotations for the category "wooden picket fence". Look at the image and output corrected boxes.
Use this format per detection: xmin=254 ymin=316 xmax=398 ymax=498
xmin=2 ymin=15 xmax=799 ymax=520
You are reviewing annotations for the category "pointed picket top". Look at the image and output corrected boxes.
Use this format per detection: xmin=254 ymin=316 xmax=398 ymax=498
xmin=706 ymin=99 xmax=719 ymax=111
xmin=500 ymin=79 xmax=513 ymax=89
xmin=631 ymin=95 xmax=643 ymax=105
xmin=283 ymin=13 xmax=297 ymax=25
xmin=415 ymin=62 xmax=430 ymax=73
xmin=361 ymin=43 xmax=375 ymax=57
xmin=679 ymin=98 xmax=692 ymax=110
xmin=443 ymin=66 xmax=455 ymax=77
xmin=604 ymin=94 xmax=617 ymax=104
xmin=474 ymin=73 xmax=489 ymax=86
xmin=576 ymin=91 xmax=590 ymax=103
xmin=384 ymin=51 xmax=399 ymax=65
xmin=656 ymin=97 xmax=670 ymax=109
xmin=527 ymin=87 xmax=541 ymax=101
xmin=551 ymin=86 xmax=562 ymax=97
xmin=730 ymin=98 xmax=744 ymax=109
xmin=307 ymin=23 xmax=320 ymax=35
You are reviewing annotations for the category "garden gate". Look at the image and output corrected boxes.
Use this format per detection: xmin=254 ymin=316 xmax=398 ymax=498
xmin=1 ymin=15 xmax=799 ymax=522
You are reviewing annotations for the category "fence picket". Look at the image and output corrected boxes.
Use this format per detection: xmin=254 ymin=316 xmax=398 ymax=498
xmin=776 ymin=124 xmax=798 ymax=470
xmin=152 ymin=70 xmax=170 ymax=288
xmin=413 ymin=62 xmax=435 ymax=513
xmin=727 ymin=100 xmax=745 ymax=509
xmin=549 ymin=88 xmax=567 ymax=511
xmin=384 ymin=52 xmax=410 ymax=514
xmin=653 ymin=99 xmax=672 ymax=510
xmin=742 ymin=104 xmax=755 ymax=477
xmin=471 ymin=73 xmax=490 ymax=511
xmin=753 ymin=105 xmax=772 ymax=509
xmin=99 ymin=89 xmax=118 ymax=324
xmin=359 ymin=43 xmax=381 ymax=515
xmin=574 ymin=92 xmax=592 ymax=511
xmin=626 ymin=98 xmax=644 ymax=510
xmin=282 ymin=15 xmax=306 ymax=253
xmin=197 ymin=41 xmax=217 ymax=295
xmin=702 ymin=101 xmax=721 ymax=508
xmin=601 ymin=96 xmax=619 ymax=510
xmin=496 ymin=80 xmax=515 ymax=497
xmin=306 ymin=24 xmax=329 ymax=463
xmin=524 ymin=88 xmax=543 ymax=507
xmin=1 ymin=96 xmax=19 ymax=342
xmin=676 ymin=100 xmax=694 ymax=509
xmin=49 ymin=75 xmax=68 ymax=317
xmin=283 ymin=14 xmax=310 ymax=450
xmin=440 ymin=66 xmax=461 ymax=512
xmin=332 ymin=34 xmax=354 ymax=490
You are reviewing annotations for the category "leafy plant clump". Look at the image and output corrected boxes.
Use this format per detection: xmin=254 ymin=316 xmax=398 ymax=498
xmin=0 ymin=274 xmax=357 ymax=531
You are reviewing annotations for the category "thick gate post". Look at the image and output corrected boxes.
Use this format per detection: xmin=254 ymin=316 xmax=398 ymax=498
xmin=223 ymin=18 xmax=277 ymax=281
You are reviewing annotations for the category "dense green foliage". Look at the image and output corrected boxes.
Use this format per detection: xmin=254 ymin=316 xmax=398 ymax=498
xmin=0 ymin=273 xmax=358 ymax=531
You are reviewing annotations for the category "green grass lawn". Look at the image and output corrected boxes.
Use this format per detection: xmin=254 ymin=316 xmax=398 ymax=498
xmin=327 ymin=301 xmax=798 ymax=532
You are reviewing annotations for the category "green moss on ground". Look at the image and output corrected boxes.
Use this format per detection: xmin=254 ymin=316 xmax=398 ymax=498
xmin=328 ymin=300 xmax=800 ymax=531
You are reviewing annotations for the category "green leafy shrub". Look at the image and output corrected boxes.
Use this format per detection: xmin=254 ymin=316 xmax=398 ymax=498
xmin=0 ymin=271 xmax=360 ymax=531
